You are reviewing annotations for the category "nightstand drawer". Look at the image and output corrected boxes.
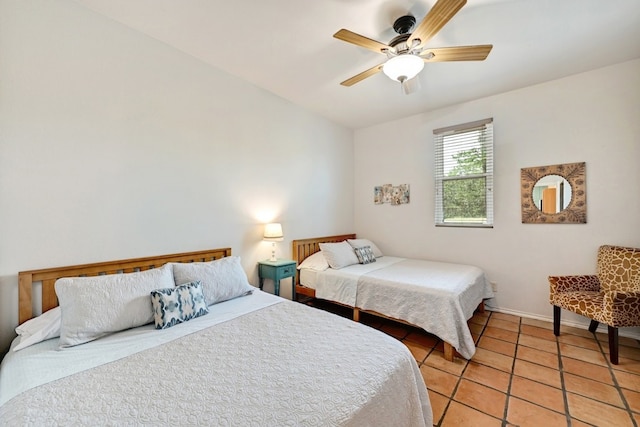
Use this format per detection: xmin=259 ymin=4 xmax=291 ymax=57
xmin=281 ymin=265 xmax=296 ymax=275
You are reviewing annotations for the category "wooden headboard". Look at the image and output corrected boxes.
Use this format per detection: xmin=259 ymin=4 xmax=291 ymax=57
xmin=291 ymin=234 xmax=356 ymax=287
xmin=18 ymin=248 xmax=232 ymax=325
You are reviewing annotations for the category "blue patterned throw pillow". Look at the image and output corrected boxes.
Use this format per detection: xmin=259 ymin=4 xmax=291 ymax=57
xmin=353 ymin=245 xmax=377 ymax=265
xmin=151 ymin=281 xmax=209 ymax=329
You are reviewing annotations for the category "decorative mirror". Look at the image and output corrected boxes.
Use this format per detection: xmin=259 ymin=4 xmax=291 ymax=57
xmin=521 ymin=162 xmax=586 ymax=224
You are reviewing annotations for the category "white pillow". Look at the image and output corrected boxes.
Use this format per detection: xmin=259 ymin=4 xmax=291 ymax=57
xmin=55 ymin=264 xmax=174 ymax=348
xmin=347 ymin=239 xmax=383 ymax=258
xmin=297 ymin=251 xmax=329 ymax=271
xmin=319 ymin=241 xmax=360 ymax=269
xmin=13 ymin=307 xmax=61 ymax=352
xmin=170 ymin=256 xmax=253 ymax=306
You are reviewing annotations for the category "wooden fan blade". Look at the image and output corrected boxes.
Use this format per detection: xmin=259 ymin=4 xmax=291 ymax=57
xmin=421 ymin=45 xmax=492 ymax=62
xmin=334 ymin=29 xmax=392 ymax=54
xmin=409 ymin=0 xmax=467 ymax=48
xmin=340 ymin=63 xmax=384 ymax=87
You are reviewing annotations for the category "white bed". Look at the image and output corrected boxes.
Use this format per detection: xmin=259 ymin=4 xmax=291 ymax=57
xmin=1 ymin=248 xmax=432 ymax=426
xmin=293 ymin=235 xmax=494 ymax=361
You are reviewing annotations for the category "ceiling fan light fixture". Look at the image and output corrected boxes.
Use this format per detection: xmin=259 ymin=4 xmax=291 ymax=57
xmin=382 ymin=54 xmax=424 ymax=82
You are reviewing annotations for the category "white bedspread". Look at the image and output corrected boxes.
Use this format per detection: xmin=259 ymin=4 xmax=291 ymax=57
xmin=314 ymin=257 xmax=493 ymax=359
xmin=315 ymin=257 xmax=404 ymax=305
xmin=0 ymin=291 xmax=432 ymax=426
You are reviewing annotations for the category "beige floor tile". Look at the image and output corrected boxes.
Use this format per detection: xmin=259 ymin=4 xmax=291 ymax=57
xmin=453 ymin=379 xmax=507 ymax=419
xmin=478 ymin=335 xmax=516 ymax=357
xmin=420 ymin=365 xmax=459 ymax=398
xmin=559 ymin=342 xmax=607 ymax=366
xmin=441 ymin=401 xmax=502 ymax=427
xmin=483 ymin=326 xmax=518 ymax=343
xmin=513 ymin=359 xmax=561 ymax=388
xmin=562 ymin=356 xmax=614 ymax=385
xmin=598 ymin=333 xmax=640 ymax=348
xmin=404 ymin=340 xmax=429 ymax=363
xmin=520 ymin=324 xmax=557 ymax=341
xmin=615 ymin=370 xmax=640 ymax=393
xmin=567 ymin=392 xmax=635 ymax=427
xmin=427 ymin=390 xmax=450 ymax=425
xmin=621 ymin=387 xmax=640 ymax=414
xmin=469 ymin=322 xmax=485 ymax=335
xmin=472 ymin=347 xmax=514 ymax=373
xmin=424 ymin=350 xmax=467 ymax=376
xmin=491 ymin=312 xmax=520 ymax=324
xmin=570 ymin=419 xmax=595 ymax=427
xmin=563 ymin=372 xmax=625 ymax=408
xmin=506 ymin=396 xmax=568 ymax=427
xmin=518 ymin=334 xmax=558 ymax=354
xmin=608 ymin=345 xmax=640 ymax=362
xmin=612 ymin=358 xmax=640 ymax=375
xmin=509 ymin=376 xmax=565 ymax=413
xmin=487 ymin=318 xmax=520 ymax=332
xmin=557 ymin=333 xmax=601 ymax=351
xmin=473 ymin=309 xmax=491 ymax=320
xmin=516 ymin=346 xmax=560 ymax=370
xmin=472 ymin=332 xmax=480 ymax=344
xmin=559 ymin=324 xmax=595 ymax=339
xmin=621 ymin=336 xmax=640 ymax=348
xmin=469 ymin=313 xmax=489 ymax=326
xmin=462 ymin=361 xmax=511 ymax=393
xmin=520 ymin=317 xmax=554 ymax=330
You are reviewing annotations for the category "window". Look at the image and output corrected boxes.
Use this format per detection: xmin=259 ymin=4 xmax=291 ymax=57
xmin=434 ymin=118 xmax=493 ymax=227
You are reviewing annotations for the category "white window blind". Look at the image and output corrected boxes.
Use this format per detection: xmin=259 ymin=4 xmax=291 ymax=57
xmin=434 ymin=118 xmax=493 ymax=227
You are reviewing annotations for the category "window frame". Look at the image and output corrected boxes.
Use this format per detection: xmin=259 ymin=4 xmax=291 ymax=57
xmin=433 ymin=118 xmax=494 ymax=228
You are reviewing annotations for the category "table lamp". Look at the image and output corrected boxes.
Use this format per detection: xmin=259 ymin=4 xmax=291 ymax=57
xmin=263 ymin=223 xmax=283 ymax=262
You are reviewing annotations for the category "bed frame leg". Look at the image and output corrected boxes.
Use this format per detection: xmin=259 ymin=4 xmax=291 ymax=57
xmin=444 ymin=343 xmax=454 ymax=362
xmin=477 ymin=301 xmax=485 ymax=313
xmin=353 ymin=308 xmax=360 ymax=322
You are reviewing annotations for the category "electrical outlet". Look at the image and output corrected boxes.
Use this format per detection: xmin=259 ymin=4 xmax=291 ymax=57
xmin=490 ymin=281 xmax=498 ymax=292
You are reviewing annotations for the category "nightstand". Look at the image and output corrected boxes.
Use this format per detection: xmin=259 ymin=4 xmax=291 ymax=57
xmin=258 ymin=259 xmax=297 ymax=299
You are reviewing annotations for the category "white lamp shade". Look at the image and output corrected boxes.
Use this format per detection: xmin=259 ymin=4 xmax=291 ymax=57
xmin=382 ymin=54 xmax=424 ymax=82
xmin=263 ymin=223 xmax=283 ymax=241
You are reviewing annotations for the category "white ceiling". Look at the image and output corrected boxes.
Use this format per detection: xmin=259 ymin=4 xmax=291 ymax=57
xmin=73 ymin=0 xmax=640 ymax=129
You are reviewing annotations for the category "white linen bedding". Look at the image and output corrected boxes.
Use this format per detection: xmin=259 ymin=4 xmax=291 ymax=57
xmin=306 ymin=256 xmax=493 ymax=359
xmin=0 ymin=290 xmax=432 ymax=426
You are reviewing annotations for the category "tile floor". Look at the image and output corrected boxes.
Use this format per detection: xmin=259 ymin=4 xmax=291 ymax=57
xmin=309 ymin=301 xmax=640 ymax=426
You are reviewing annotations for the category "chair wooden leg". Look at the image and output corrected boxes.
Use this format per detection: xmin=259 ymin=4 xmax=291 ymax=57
xmin=553 ymin=306 xmax=561 ymax=336
xmin=588 ymin=320 xmax=599 ymax=333
xmin=608 ymin=326 xmax=619 ymax=365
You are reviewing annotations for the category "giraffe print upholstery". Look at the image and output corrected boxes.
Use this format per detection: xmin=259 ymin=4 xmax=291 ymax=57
xmin=549 ymin=245 xmax=640 ymax=364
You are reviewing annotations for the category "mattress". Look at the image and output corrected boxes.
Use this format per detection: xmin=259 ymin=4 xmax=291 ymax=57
xmin=0 ymin=290 xmax=432 ymax=426
xmin=299 ymin=267 xmax=319 ymax=289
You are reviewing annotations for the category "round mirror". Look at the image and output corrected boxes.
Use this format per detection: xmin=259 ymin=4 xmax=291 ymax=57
xmin=532 ymin=174 xmax=572 ymax=213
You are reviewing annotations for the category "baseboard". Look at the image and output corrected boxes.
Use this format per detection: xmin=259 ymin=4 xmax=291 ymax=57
xmin=484 ymin=304 xmax=640 ymax=341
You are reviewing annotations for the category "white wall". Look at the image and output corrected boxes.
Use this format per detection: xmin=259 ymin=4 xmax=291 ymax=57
xmin=354 ymin=59 xmax=640 ymax=336
xmin=0 ymin=0 xmax=354 ymax=354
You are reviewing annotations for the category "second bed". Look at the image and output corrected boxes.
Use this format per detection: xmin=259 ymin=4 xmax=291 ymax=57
xmin=293 ymin=234 xmax=494 ymax=361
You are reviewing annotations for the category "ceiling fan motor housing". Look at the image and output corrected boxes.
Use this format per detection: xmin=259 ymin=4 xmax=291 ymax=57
xmin=389 ymin=16 xmax=417 ymax=53
xmin=393 ymin=15 xmax=416 ymax=35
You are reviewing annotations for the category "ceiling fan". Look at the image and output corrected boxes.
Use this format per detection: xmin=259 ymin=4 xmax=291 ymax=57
xmin=334 ymin=0 xmax=492 ymax=94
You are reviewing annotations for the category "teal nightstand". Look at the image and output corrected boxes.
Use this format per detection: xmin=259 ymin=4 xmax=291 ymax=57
xmin=258 ymin=259 xmax=297 ymax=299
